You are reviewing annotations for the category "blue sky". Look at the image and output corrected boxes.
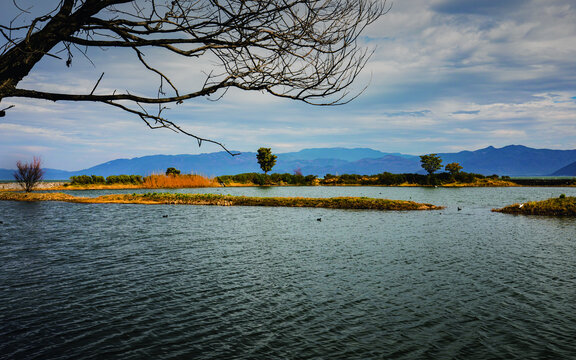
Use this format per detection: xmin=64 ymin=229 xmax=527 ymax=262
xmin=1 ymin=0 xmax=575 ymax=170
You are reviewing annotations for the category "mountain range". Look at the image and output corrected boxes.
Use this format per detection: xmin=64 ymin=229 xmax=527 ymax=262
xmin=1 ymin=145 xmax=575 ymax=180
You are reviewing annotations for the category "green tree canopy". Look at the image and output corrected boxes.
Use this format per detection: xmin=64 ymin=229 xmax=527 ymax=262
xmin=166 ymin=167 xmax=181 ymax=176
xmin=420 ymin=154 xmax=443 ymax=175
xmin=445 ymin=162 xmax=463 ymax=175
xmin=256 ymin=148 xmax=277 ymax=175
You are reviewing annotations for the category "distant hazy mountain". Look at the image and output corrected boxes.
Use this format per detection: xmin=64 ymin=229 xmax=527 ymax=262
xmin=75 ymin=152 xmax=260 ymax=178
xmin=278 ymin=147 xmax=406 ymax=162
xmin=0 ymin=169 xmax=13 ymax=180
xmin=0 ymin=168 xmax=98 ymax=181
xmin=1 ymin=145 xmax=575 ymax=180
xmin=552 ymin=161 xmax=576 ymax=176
xmin=273 ymin=148 xmax=420 ymax=175
xmin=438 ymin=145 xmax=576 ymax=176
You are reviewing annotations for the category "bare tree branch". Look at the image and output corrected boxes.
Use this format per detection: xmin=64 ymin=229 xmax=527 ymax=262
xmin=0 ymin=0 xmax=388 ymax=154
xmin=90 ymin=72 xmax=105 ymax=95
xmin=14 ymin=156 xmax=45 ymax=192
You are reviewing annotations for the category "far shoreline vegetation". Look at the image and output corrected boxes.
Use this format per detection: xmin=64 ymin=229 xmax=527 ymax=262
xmin=216 ymin=172 xmax=519 ymax=187
xmin=3 ymin=162 xmax=575 ymax=216
xmin=39 ymin=171 xmax=520 ymax=189
xmin=51 ymin=170 xmax=576 ymax=189
xmin=3 ymin=154 xmax=574 ymax=197
xmin=4 ymin=152 xmax=575 ymax=193
xmin=2 ymin=171 xmax=575 ymax=192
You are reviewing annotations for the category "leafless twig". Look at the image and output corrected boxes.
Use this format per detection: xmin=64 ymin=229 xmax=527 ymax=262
xmin=0 ymin=0 xmax=388 ymax=154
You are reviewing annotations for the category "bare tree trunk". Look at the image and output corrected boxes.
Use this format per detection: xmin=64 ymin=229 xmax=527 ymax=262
xmin=0 ymin=0 xmax=127 ymax=101
xmin=13 ymin=157 xmax=45 ymax=192
xmin=1 ymin=0 xmax=386 ymax=152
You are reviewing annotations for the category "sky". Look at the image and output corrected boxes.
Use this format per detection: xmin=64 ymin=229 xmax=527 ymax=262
xmin=1 ymin=0 xmax=575 ymax=170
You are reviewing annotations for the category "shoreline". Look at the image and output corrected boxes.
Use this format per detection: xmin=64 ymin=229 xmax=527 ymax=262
xmin=0 ymin=182 xmax=65 ymax=191
xmin=1 ymin=179 xmax=574 ymax=192
xmin=492 ymin=196 xmax=576 ymax=216
xmin=0 ymin=192 xmax=443 ymax=211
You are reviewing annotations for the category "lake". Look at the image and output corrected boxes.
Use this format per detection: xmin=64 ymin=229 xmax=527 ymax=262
xmin=1 ymin=186 xmax=576 ymax=359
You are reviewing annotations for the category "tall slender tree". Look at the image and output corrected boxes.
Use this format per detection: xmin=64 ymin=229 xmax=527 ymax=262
xmin=256 ymin=147 xmax=277 ymax=175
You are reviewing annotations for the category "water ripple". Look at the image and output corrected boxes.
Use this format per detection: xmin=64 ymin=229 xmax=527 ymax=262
xmin=1 ymin=189 xmax=576 ymax=359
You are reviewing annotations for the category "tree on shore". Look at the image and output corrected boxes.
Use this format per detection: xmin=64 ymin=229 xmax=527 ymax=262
xmin=13 ymin=157 xmax=45 ymax=192
xmin=420 ymin=154 xmax=443 ymax=176
xmin=445 ymin=162 xmax=463 ymax=175
xmin=256 ymin=147 xmax=277 ymax=175
xmin=0 ymin=0 xmax=387 ymax=154
xmin=165 ymin=167 xmax=181 ymax=176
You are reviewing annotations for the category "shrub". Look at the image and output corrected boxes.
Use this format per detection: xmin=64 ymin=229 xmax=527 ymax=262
xmin=304 ymin=175 xmax=317 ymax=184
xmin=70 ymin=175 xmax=93 ymax=185
xmin=317 ymin=172 xmax=486 ymax=186
xmin=454 ymin=172 xmax=479 ymax=183
xmin=105 ymin=175 xmax=143 ymax=184
xmin=91 ymin=175 xmax=105 ymax=184
xmin=70 ymin=174 xmax=143 ymax=186
xmin=216 ymin=172 xmax=318 ymax=186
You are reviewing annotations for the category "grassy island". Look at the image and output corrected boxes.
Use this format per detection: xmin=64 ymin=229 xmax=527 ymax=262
xmin=492 ymin=195 xmax=576 ymax=216
xmin=0 ymin=192 xmax=443 ymax=211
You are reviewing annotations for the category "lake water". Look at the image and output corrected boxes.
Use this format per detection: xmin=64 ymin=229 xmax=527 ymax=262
xmin=1 ymin=186 xmax=576 ymax=359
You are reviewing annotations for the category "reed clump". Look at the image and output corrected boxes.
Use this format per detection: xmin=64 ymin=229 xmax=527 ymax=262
xmin=65 ymin=173 xmax=218 ymax=189
xmin=493 ymin=195 xmax=576 ymax=216
xmin=142 ymin=174 xmax=219 ymax=188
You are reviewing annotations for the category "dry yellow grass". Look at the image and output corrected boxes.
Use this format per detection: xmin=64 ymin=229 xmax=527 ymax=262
xmin=0 ymin=192 xmax=80 ymax=202
xmin=55 ymin=174 xmax=220 ymax=190
xmin=142 ymin=174 xmax=219 ymax=188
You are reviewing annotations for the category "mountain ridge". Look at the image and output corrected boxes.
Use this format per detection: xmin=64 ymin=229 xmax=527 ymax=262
xmin=552 ymin=160 xmax=576 ymax=176
xmin=1 ymin=145 xmax=575 ymax=180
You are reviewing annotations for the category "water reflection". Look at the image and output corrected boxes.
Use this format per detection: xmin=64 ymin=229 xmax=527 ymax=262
xmin=1 ymin=187 xmax=575 ymax=359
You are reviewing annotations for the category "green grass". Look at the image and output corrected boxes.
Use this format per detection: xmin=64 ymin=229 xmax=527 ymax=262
xmin=493 ymin=195 xmax=576 ymax=216
xmin=0 ymin=192 xmax=443 ymax=211
xmin=130 ymin=193 xmax=442 ymax=210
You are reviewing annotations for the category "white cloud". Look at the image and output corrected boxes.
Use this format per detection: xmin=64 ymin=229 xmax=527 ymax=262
xmin=0 ymin=123 xmax=70 ymax=140
xmin=490 ymin=129 xmax=527 ymax=138
xmin=1 ymin=0 xmax=576 ymax=169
